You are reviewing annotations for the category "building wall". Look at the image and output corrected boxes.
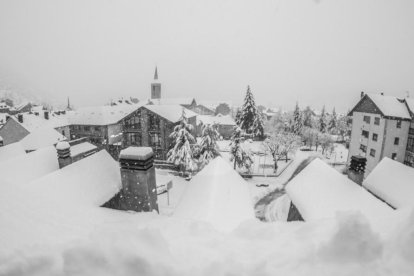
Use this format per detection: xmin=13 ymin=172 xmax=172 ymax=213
xmin=55 ymin=126 xmax=71 ymax=140
xmin=0 ymin=118 xmax=30 ymax=145
xmin=348 ymin=111 xmax=410 ymax=175
xmin=404 ymin=120 xmax=414 ymax=167
xmin=108 ymin=124 xmax=123 ymax=145
xmin=70 ymin=125 xmax=109 ymax=146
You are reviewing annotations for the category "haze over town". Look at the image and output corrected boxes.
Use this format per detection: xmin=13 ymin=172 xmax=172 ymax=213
xmin=1 ymin=0 xmax=414 ymax=112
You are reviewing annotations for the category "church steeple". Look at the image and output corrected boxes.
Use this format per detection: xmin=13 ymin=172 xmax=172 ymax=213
xmin=154 ymin=66 xmax=158 ymax=80
xmin=151 ymin=67 xmax=161 ymax=99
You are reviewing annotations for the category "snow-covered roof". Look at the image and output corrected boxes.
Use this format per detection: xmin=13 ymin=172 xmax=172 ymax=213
xmin=174 ymin=157 xmax=255 ymax=231
xmin=0 ymin=102 xmax=10 ymax=109
xmin=405 ymin=98 xmax=414 ymax=115
xmin=144 ymin=105 xmax=197 ymax=123
xmin=197 ymin=114 xmax=236 ymax=126
xmin=70 ymin=142 xmax=97 ymax=157
xmin=31 ymin=105 xmax=44 ymax=113
xmin=0 ymin=146 xmax=59 ymax=185
xmin=11 ymin=112 xmax=70 ymax=131
xmin=20 ymin=126 xmax=66 ymax=151
xmin=25 ymin=150 xmax=121 ymax=207
xmin=286 ymin=158 xmax=393 ymax=221
xmin=149 ymin=98 xmax=195 ymax=106
xmin=68 ymin=103 xmax=143 ymax=126
xmin=0 ymin=142 xmax=26 ymax=163
xmin=363 ymin=158 xmax=414 ymax=209
xmin=366 ymin=94 xmax=411 ymax=119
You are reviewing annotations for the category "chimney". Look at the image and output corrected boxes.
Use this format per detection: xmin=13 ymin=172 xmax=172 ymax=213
xmin=5 ymin=115 xmax=10 ymax=121
xmin=56 ymin=141 xmax=72 ymax=169
xmin=17 ymin=114 xmax=23 ymax=123
xmin=360 ymin=91 xmax=364 ymax=98
xmin=347 ymin=155 xmax=367 ymax=185
xmin=381 ymin=92 xmax=384 ymax=96
xmin=44 ymin=111 xmax=49 ymax=120
xmin=118 ymin=147 xmax=159 ymax=212
xmin=0 ymin=136 xmax=3 ymax=147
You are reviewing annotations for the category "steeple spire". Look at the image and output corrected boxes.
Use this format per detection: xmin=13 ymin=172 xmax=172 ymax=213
xmin=67 ymin=97 xmax=71 ymax=110
xmin=154 ymin=66 xmax=158 ymax=80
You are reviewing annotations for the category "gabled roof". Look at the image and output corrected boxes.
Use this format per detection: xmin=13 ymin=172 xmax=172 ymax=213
xmin=174 ymin=157 xmax=254 ymax=231
xmin=68 ymin=103 xmax=144 ymax=126
xmin=349 ymin=93 xmax=411 ymax=120
xmin=144 ymin=105 xmax=197 ymax=123
xmin=405 ymin=98 xmax=414 ymax=116
xmin=363 ymin=158 xmax=414 ymax=209
xmin=20 ymin=126 xmax=66 ymax=151
xmin=286 ymin=158 xmax=393 ymax=221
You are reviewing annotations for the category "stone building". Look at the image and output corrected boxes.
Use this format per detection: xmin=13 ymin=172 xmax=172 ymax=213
xmin=122 ymin=105 xmax=197 ymax=160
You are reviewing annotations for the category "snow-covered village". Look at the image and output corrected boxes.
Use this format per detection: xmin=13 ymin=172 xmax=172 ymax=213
xmin=1 ymin=1 xmax=414 ymax=275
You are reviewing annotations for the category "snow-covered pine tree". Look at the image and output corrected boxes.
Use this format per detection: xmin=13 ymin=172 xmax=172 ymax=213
xmin=229 ymin=126 xmax=253 ymax=171
xmin=167 ymin=108 xmax=196 ymax=175
xmin=302 ymin=106 xmax=313 ymax=128
xmin=239 ymin=85 xmax=258 ymax=135
xmin=319 ymin=105 xmax=327 ymax=133
xmin=253 ymin=110 xmax=265 ymax=139
xmin=328 ymin=107 xmax=337 ymax=134
xmin=292 ymin=102 xmax=303 ymax=135
xmin=198 ymin=123 xmax=220 ymax=168
xmin=235 ymin=108 xmax=242 ymax=126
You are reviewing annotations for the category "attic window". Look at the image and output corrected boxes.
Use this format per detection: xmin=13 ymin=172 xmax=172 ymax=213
xmin=363 ymin=115 xmax=371 ymax=124
xmin=397 ymin=120 xmax=402 ymax=128
xmin=374 ymin=117 xmax=380 ymax=125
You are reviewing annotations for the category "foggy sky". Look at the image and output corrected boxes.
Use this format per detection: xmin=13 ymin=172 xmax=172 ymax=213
xmin=0 ymin=0 xmax=413 ymax=113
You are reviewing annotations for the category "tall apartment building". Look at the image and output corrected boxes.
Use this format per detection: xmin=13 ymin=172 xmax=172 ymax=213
xmin=348 ymin=93 xmax=414 ymax=175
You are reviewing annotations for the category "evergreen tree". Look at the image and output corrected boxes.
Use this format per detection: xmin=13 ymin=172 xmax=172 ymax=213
xmin=198 ymin=123 xmax=220 ymax=168
xmin=302 ymin=106 xmax=313 ymax=128
xmin=239 ymin=85 xmax=258 ymax=134
xmin=167 ymin=109 xmax=196 ymax=174
xmin=253 ymin=110 xmax=265 ymax=139
xmin=319 ymin=105 xmax=327 ymax=133
xmin=229 ymin=126 xmax=253 ymax=171
xmin=328 ymin=107 xmax=338 ymax=134
xmin=235 ymin=108 xmax=242 ymax=126
xmin=292 ymin=102 xmax=303 ymax=135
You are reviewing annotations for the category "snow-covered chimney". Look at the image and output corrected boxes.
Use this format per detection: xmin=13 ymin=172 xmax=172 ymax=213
xmin=347 ymin=155 xmax=367 ymax=185
xmin=0 ymin=136 xmax=3 ymax=147
xmin=17 ymin=114 xmax=23 ymax=123
xmin=56 ymin=141 xmax=72 ymax=169
xmin=360 ymin=91 xmax=364 ymax=98
xmin=44 ymin=111 xmax=49 ymax=120
xmin=118 ymin=147 xmax=158 ymax=212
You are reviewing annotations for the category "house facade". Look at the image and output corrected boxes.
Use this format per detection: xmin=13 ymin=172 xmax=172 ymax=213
xmin=122 ymin=105 xmax=197 ymax=160
xmin=348 ymin=93 xmax=413 ymax=175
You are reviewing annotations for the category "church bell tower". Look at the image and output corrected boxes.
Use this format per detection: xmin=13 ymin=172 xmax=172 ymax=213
xmin=151 ymin=67 xmax=161 ymax=99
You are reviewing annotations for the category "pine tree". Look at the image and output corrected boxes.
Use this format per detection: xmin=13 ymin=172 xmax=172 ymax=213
xmin=328 ymin=107 xmax=337 ymax=134
xmin=198 ymin=123 xmax=220 ymax=168
xmin=239 ymin=85 xmax=258 ymax=135
xmin=167 ymin=109 xmax=196 ymax=174
xmin=319 ymin=105 xmax=327 ymax=133
xmin=292 ymin=102 xmax=303 ymax=135
xmin=229 ymin=126 xmax=253 ymax=171
xmin=235 ymin=108 xmax=242 ymax=126
xmin=302 ymin=106 xmax=313 ymax=128
xmin=253 ymin=110 xmax=265 ymax=139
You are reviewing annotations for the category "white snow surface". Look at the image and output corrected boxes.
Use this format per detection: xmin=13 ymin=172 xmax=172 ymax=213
xmin=174 ymin=157 xmax=255 ymax=231
xmin=150 ymin=97 xmax=195 ymax=106
xmin=363 ymin=157 xmax=414 ymax=209
xmin=56 ymin=141 xmax=70 ymax=150
xmin=119 ymin=146 xmax=153 ymax=160
xmin=197 ymin=114 xmax=236 ymax=126
xmin=0 ymin=146 xmax=59 ymax=185
xmin=286 ymin=158 xmax=394 ymax=221
xmin=20 ymin=126 xmax=66 ymax=151
xmin=0 ymin=142 xmax=26 ymax=163
xmin=367 ymin=93 xmax=411 ymax=119
xmin=70 ymin=142 xmax=97 ymax=157
xmin=145 ymin=105 xmax=197 ymax=123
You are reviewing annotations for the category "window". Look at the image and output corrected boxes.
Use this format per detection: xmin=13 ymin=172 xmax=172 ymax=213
xmin=410 ymin=128 xmax=414 ymax=135
xmin=362 ymin=130 xmax=369 ymax=138
xmin=363 ymin=116 xmax=371 ymax=124
xmin=394 ymin=137 xmax=400 ymax=145
xmin=370 ymin=149 xmax=376 ymax=157
xmin=61 ymin=130 xmax=65 ymax=136
xmin=126 ymin=133 xmax=141 ymax=146
xmin=407 ymin=137 xmax=414 ymax=152
xmin=125 ymin=111 xmax=141 ymax=129
xmin=148 ymin=113 xmax=160 ymax=131
xmin=360 ymin=144 xmax=367 ymax=153
xmin=374 ymin=117 xmax=380 ymax=125
xmin=372 ymin=133 xmax=378 ymax=141
xmin=392 ymin=153 xmax=397 ymax=160
xmin=94 ymin=126 xmax=100 ymax=132
xmin=397 ymin=120 xmax=402 ymax=128
xmin=149 ymin=133 xmax=161 ymax=147
xmin=84 ymin=126 xmax=90 ymax=131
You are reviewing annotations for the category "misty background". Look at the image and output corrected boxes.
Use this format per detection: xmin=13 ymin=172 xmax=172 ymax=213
xmin=0 ymin=0 xmax=413 ymax=112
